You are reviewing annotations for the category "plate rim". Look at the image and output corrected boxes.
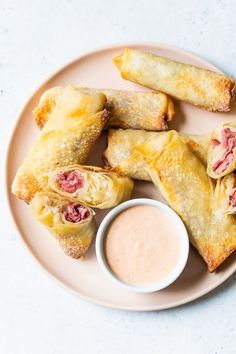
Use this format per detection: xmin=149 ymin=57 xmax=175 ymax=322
xmin=5 ymin=41 xmax=236 ymax=311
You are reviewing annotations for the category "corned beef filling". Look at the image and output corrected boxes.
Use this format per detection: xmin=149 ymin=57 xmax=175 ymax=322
xmin=211 ymin=139 xmax=220 ymax=147
xmin=63 ymin=203 xmax=89 ymax=223
xmin=56 ymin=170 xmax=84 ymax=193
xmin=229 ymin=188 xmax=236 ymax=207
xmin=212 ymin=128 xmax=236 ymax=174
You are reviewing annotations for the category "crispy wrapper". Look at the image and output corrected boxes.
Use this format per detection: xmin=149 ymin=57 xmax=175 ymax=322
xmin=114 ymin=48 xmax=235 ymax=112
xmin=30 ymin=192 xmax=96 ymax=258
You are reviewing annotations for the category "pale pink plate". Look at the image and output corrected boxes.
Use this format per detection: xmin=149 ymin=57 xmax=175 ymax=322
xmin=6 ymin=43 xmax=236 ymax=311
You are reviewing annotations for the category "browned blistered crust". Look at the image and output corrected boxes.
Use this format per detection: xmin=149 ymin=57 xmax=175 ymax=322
xmin=212 ymin=78 xmax=235 ymax=112
xmin=12 ymin=171 xmax=44 ymax=204
xmin=34 ymin=87 xmax=63 ymax=129
xmin=60 ymin=240 xmax=90 ymax=259
xmin=201 ymin=243 xmax=236 ymax=272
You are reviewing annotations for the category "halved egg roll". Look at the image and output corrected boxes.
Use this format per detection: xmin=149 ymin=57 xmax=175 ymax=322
xmin=104 ymin=129 xmax=210 ymax=181
xmin=207 ymin=122 xmax=236 ymax=178
xmin=48 ymin=165 xmax=134 ymax=209
xmin=113 ymin=48 xmax=235 ymax=112
xmin=12 ymin=86 xmax=109 ymax=203
xmin=140 ymin=131 xmax=236 ymax=272
xmin=214 ymin=173 xmax=236 ymax=214
xmin=30 ymin=192 xmax=96 ymax=258
xmin=34 ymin=86 xmax=174 ymax=131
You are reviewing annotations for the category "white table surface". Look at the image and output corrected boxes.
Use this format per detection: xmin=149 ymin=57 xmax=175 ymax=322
xmin=1 ymin=1 xmax=236 ymax=353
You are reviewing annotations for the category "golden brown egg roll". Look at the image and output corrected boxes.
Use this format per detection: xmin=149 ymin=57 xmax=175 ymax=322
xmin=80 ymin=88 xmax=174 ymax=131
xmin=30 ymin=192 xmax=96 ymax=258
xmin=34 ymin=86 xmax=174 ymax=131
xmin=207 ymin=122 xmax=236 ymax=178
xmin=48 ymin=165 xmax=134 ymax=209
xmin=104 ymin=129 xmax=210 ymax=180
xmin=113 ymin=48 xmax=235 ymax=112
xmin=137 ymin=131 xmax=236 ymax=271
xmin=12 ymin=86 xmax=109 ymax=203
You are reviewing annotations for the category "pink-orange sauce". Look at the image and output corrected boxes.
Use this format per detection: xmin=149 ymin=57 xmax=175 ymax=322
xmin=104 ymin=205 xmax=181 ymax=286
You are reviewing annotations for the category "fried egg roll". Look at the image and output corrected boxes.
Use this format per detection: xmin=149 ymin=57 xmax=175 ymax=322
xmin=30 ymin=192 xmax=96 ymax=258
xmin=113 ymin=48 xmax=235 ymax=112
xmin=81 ymin=88 xmax=174 ymax=131
xmin=12 ymin=86 xmax=109 ymax=203
xmin=48 ymin=165 xmax=134 ymax=209
xmin=34 ymin=86 xmax=174 ymax=131
xmin=207 ymin=122 xmax=236 ymax=178
xmin=139 ymin=131 xmax=236 ymax=271
xmin=104 ymin=129 xmax=210 ymax=180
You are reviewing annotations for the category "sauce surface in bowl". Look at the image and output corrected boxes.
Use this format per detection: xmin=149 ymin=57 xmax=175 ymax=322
xmin=104 ymin=205 xmax=182 ymax=286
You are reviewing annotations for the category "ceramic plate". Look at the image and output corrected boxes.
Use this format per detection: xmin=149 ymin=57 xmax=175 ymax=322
xmin=6 ymin=42 xmax=236 ymax=311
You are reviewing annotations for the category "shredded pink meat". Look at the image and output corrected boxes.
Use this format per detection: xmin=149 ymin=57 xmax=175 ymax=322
xmin=56 ymin=170 xmax=84 ymax=193
xmin=212 ymin=153 xmax=234 ymax=173
xmin=229 ymin=188 xmax=236 ymax=207
xmin=211 ymin=139 xmax=220 ymax=147
xmin=63 ymin=203 xmax=89 ymax=223
xmin=212 ymin=128 xmax=236 ymax=174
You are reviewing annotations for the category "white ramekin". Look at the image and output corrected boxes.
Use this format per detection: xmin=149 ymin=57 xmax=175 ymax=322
xmin=95 ymin=198 xmax=189 ymax=293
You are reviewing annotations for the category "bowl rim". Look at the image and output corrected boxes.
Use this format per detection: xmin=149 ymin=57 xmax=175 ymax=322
xmin=95 ymin=198 xmax=190 ymax=293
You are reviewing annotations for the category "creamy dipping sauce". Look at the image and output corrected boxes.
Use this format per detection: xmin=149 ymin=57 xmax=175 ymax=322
xmin=104 ymin=205 xmax=182 ymax=286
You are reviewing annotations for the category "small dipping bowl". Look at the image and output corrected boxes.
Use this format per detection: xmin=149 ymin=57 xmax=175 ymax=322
xmin=96 ymin=198 xmax=189 ymax=293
